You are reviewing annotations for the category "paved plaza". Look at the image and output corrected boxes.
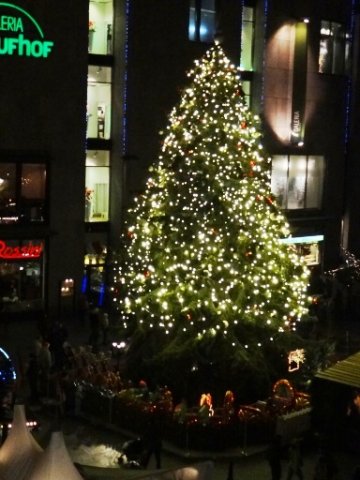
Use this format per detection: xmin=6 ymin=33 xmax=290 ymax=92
xmin=1 ymin=315 xmax=360 ymax=479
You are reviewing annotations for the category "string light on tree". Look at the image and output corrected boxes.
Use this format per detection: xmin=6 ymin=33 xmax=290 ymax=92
xmin=113 ymin=43 xmax=310 ymax=349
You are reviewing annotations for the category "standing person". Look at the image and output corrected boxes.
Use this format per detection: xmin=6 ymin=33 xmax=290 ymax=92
xmin=141 ymin=413 xmax=163 ymax=469
xmin=99 ymin=310 xmax=109 ymax=345
xmin=286 ymin=439 xmax=303 ymax=480
xmin=266 ymin=435 xmax=283 ymax=480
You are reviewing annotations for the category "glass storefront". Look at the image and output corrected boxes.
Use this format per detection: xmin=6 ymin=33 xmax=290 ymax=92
xmin=0 ymin=239 xmax=44 ymax=313
xmin=271 ymin=155 xmax=324 ymax=210
xmin=83 ymin=235 xmax=107 ymax=306
xmin=0 ymin=162 xmax=47 ymax=224
xmin=85 ymin=150 xmax=110 ymax=222
xmin=87 ymin=66 xmax=112 ymax=140
xmin=89 ymin=0 xmax=114 ymax=55
xmin=280 ymin=235 xmax=323 ymax=266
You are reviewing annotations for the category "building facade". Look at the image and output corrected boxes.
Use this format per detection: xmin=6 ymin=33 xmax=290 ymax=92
xmin=0 ymin=0 xmax=359 ymax=320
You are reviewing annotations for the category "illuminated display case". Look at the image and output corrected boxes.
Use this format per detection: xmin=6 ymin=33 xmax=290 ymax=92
xmin=85 ymin=150 xmax=110 ymax=222
xmin=88 ymin=0 xmax=113 ymax=55
xmin=87 ymin=66 xmax=112 ymax=140
xmin=280 ymin=235 xmax=323 ymax=266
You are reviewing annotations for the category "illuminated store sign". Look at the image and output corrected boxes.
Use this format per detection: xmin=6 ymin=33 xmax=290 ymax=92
xmin=0 ymin=240 xmax=43 ymax=259
xmin=0 ymin=2 xmax=54 ymax=58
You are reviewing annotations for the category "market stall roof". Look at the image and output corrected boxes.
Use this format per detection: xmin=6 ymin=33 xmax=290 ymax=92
xmin=27 ymin=431 xmax=84 ymax=480
xmin=315 ymin=351 xmax=360 ymax=388
xmin=0 ymin=404 xmax=43 ymax=480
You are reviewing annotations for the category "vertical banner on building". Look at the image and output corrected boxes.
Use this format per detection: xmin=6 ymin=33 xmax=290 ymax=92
xmin=291 ymin=22 xmax=308 ymax=145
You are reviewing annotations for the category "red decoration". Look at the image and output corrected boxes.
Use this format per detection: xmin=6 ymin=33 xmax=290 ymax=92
xmin=0 ymin=240 xmax=43 ymax=260
xmin=241 ymin=121 xmax=247 ymax=129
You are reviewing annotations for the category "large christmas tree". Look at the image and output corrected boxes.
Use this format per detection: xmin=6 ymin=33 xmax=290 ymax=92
xmin=113 ymin=44 xmax=310 ymax=401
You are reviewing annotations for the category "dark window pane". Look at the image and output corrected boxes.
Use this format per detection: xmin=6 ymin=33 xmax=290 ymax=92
xmin=0 ymin=164 xmax=16 ymax=221
xmin=20 ymin=164 xmax=46 ymax=222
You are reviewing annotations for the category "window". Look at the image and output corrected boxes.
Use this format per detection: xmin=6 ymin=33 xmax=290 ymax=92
xmin=88 ymin=0 xmax=113 ymax=55
xmin=319 ymin=21 xmax=346 ymax=74
xmin=189 ymin=0 xmax=215 ymax=43
xmin=0 ymin=239 xmax=44 ymax=312
xmin=85 ymin=150 xmax=110 ymax=222
xmin=241 ymin=80 xmax=252 ymax=108
xmin=280 ymin=235 xmax=324 ymax=266
xmin=240 ymin=6 xmax=254 ymax=71
xmin=271 ymin=155 xmax=324 ymax=210
xmin=87 ymin=66 xmax=112 ymax=139
xmin=0 ymin=162 xmax=46 ymax=224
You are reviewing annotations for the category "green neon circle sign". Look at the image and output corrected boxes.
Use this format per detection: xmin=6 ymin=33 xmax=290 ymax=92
xmin=0 ymin=2 xmax=54 ymax=57
xmin=0 ymin=2 xmax=44 ymax=38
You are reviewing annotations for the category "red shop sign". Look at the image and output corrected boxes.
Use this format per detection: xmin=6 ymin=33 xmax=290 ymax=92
xmin=0 ymin=240 xmax=43 ymax=260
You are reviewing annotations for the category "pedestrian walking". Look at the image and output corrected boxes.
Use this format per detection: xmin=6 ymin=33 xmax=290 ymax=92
xmin=266 ymin=435 xmax=283 ymax=480
xmin=286 ymin=439 xmax=303 ymax=480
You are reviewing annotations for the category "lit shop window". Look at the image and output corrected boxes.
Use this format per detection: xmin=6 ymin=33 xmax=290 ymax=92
xmin=319 ymin=21 xmax=347 ymax=74
xmin=0 ymin=163 xmax=46 ymax=224
xmin=280 ymin=235 xmax=323 ymax=266
xmin=83 ymin=236 xmax=107 ymax=306
xmin=87 ymin=66 xmax=112 ymax=140
xmin=82 ymin=265 xmax=106 ymax=307
xmin=271 ymin=155 xmax=324 ymax=210
xmin=0 ymin=239 xmax=44 ymax=312
xmin=240 ymin=6 xmax=254 ymax=71
xmin=88 ymin=0 xmax=113 ymax=55
xmin=85 ymin=150 xmax=110 ymax=222
xmin=189 ymin=0 xmax=215 ymax=43
xmin=241 ymin=80 xmax=252 ymax=108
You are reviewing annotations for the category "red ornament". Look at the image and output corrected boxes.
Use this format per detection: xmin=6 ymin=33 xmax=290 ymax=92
xmin=144 ymin=270 xmax=150 ymax=278
xmin=241 ymin=121 xmax=247 ymax=129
